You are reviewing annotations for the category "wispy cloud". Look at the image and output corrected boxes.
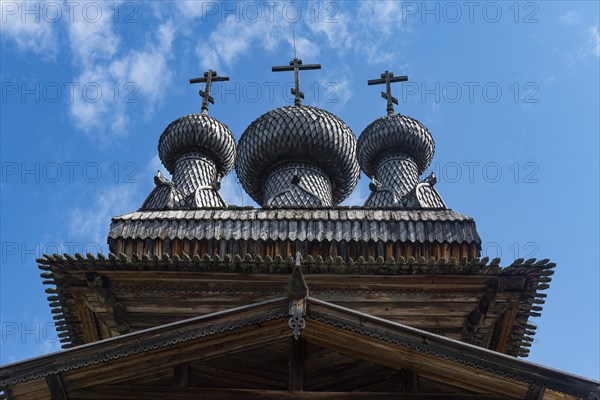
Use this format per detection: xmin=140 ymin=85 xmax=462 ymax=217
xmin=0 ymin=0 xmax=57 ymax=58
xmin=195 ymin=15 xmax=294 ymax=70
xmin=68 ymin=184 xmax=139 ymax=247
xmin=307 ymin=2 xmax=410 ymax=65
xmin=66 ymin=11 xmax=175 ymax=143
xmin=193 ymin=2 xmax=411 ymax=71
xmin=557 ymin=10 xmax=599 ymax=64
xmin=588 ymin=26 xmax=600 ymax=58
xmin=559 ymin=10 xmax=581 ymax=27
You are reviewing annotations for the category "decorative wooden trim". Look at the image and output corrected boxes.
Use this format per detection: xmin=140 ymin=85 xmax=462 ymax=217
xmin=38 ymin=254 xmax=554 ymax=356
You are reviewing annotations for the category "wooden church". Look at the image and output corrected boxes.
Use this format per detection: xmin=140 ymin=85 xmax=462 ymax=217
xmin=1 ymin=60 xmax=598 ymax=399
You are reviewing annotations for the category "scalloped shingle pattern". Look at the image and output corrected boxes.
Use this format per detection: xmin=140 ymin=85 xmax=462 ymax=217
xmin=358 ymin=114 xmax=435 ymax=177
xmin=236 ymin=106 xmax=360 ymax=206
xmin=264 ymin=163 xmax=332 ymax=207
xmin=172 ymin=152 xmax=217 ymax=196
xmin=158 ymin=114 xmax=236 ymax=177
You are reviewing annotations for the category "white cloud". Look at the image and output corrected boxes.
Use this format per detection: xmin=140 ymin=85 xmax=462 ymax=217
xmin=66 ymin=15 xmax=175 ymax=142
xmin=588 ymin=26 xmax=599 ymax=58
xmin=66 ymin=3 xmax=119 ymax=66
xmin=175 ymin=1 xmax=209 ymax=19
xmin=559 ymin=10 xmax=581 ymax=26
xmin=196 ymin=15 xmax=287 ymax=70
xmin=148 ymin=154 xmax=170 ymax=179
xmin=307 ymin=10 xmax=351 ymax=51
xmin=306 ymin=2 xmax=409 ymax=65
xmin=0 ymin=0 xmax=57 ymax=57
xmin=314 ymin=67 xmax=353 ymax=110
xmin=563 ymin=24 xmax=600 ymax=66
xmin=68 ymin=184 xmax=139 ymax=246
xmin=288 ymin=35 xmax=319 ymax=60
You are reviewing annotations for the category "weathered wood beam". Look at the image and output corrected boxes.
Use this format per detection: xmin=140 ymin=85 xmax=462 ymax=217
xmin=525 ymin=384 xmax=545 ymax=400
xmin=68 ymin=386 xmax=504 ymax=399
xmin=45 ymin=374 xmax=68 ymax=400
xmin=172 ymin=364 xmax=189 ymax=389
xmin=289 ymin=337 xmax=305 ymax=391
xmin=401 ymin=369 xmax=419 ymax=393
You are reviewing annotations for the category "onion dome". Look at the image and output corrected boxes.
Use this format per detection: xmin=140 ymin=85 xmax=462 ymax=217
xmin=236 ymin=105 xmax=360 ymax=207
xmin=358 ymin=114 xmax=434 ymax=178
xmin=158 ymin=113 xmax=236 ymax=195
xmin=141 ymin=70 xmax=236 ymax=210
xmin=358 ymin=71 xmax=444 ymax=209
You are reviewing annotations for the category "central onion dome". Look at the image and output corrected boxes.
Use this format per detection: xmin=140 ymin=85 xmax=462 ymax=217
xmin=358 ymin=114 xmax=435 ymax=207
xmin=236 ymin=105 xmax=360 ymax=207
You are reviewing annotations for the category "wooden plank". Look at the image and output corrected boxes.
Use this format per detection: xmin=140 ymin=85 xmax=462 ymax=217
xmin=289 ymin=337 xmax=305 ymax=391
xmin=45 ymin=374 xmax=68 ymax=400
xmin=303 ymin=322 xmax=527 ymax=398
xmin=68 ymin=386 xmax=504 ymax=399
xmin=401 ymin=369 xmax=419 ymax=393
xmin=62 ymin=322 xmax=290 ymax=391
xmin=525 ymin=384 xmax=546 ymax=400
xmin=172 ymin=364 xmax=189 ymax=388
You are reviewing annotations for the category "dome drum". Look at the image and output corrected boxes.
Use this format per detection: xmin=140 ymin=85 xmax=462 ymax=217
xmin=376 ymin=153 xmax=419 ymax=198
xmin=172 ymin=151 xmax=218 ymax=196
xmin=263 ymin=162 xmax=333 ymax=207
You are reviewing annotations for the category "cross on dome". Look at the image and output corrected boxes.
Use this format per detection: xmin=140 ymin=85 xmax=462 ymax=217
xmin=368 ymin=71 xmax=408 ymax=116
xmin=189 ymin=70 xmax=230 ymax=114
xmin=272 ymin=58 xmax=321 ymax=106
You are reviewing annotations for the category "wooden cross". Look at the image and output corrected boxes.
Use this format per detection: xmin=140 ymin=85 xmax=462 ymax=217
xmin=189 ymin=70 xmax=229 ymax=114
xmin=368 ymin=71 xmax=408 ymax=116
xmin=272 ymin=58 xmax=321 ymax=106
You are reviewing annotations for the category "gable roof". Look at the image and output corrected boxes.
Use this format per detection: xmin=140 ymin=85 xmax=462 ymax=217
xmin=2 ymin=295 xmax=597 ymax=399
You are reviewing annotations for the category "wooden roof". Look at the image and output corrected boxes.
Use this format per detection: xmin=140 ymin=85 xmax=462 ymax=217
xmin=109 ymin=208 xmax=480 ymax=244
xmin=39 ymin=253 xmax=552 ymax=358
xmin=1 ymin=294 xmax=597 ymax=399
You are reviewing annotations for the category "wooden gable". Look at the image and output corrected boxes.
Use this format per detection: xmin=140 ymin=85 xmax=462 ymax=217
xmin=2 ymin=295 xmax=596 ymax=400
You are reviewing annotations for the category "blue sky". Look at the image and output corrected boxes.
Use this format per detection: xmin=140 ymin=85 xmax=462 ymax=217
xmin=1 ymin=0 xmax=598 ymax=380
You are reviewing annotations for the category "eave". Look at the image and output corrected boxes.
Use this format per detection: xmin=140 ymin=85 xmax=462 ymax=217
xmin=39 ymin=253 xmax=552 ymax=357
xmin=1 ymin=296 xmax=597 ymax=399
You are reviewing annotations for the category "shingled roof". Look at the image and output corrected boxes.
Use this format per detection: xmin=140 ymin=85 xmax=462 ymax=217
xmin=109 ymin=207 xmax=480 ymax=244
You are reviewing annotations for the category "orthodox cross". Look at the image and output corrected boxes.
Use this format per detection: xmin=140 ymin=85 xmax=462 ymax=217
xmin=189 ymin=70 xmax=229 ymax=114
xmin=272 ymin=58 xmax=321 ymax=106
xmin=368 ymin=71 xmax=408 ymax=116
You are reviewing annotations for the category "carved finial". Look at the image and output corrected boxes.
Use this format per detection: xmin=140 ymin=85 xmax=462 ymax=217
xmin=272 ymin=41 xmax=321 ymax=106
xmin=287 ymin=251 xmax=308 ymax=299
xmin=189 ymin=70 xmax=230 ymax=114
xmin=368 ymin=70 xmax=408 ymax=116
xmin=288 ymin=251 xmax=307 ymax=339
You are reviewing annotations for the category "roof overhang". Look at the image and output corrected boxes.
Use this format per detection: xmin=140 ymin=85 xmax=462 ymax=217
xmin=1 ymin=296 xmax=597 ymax=399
